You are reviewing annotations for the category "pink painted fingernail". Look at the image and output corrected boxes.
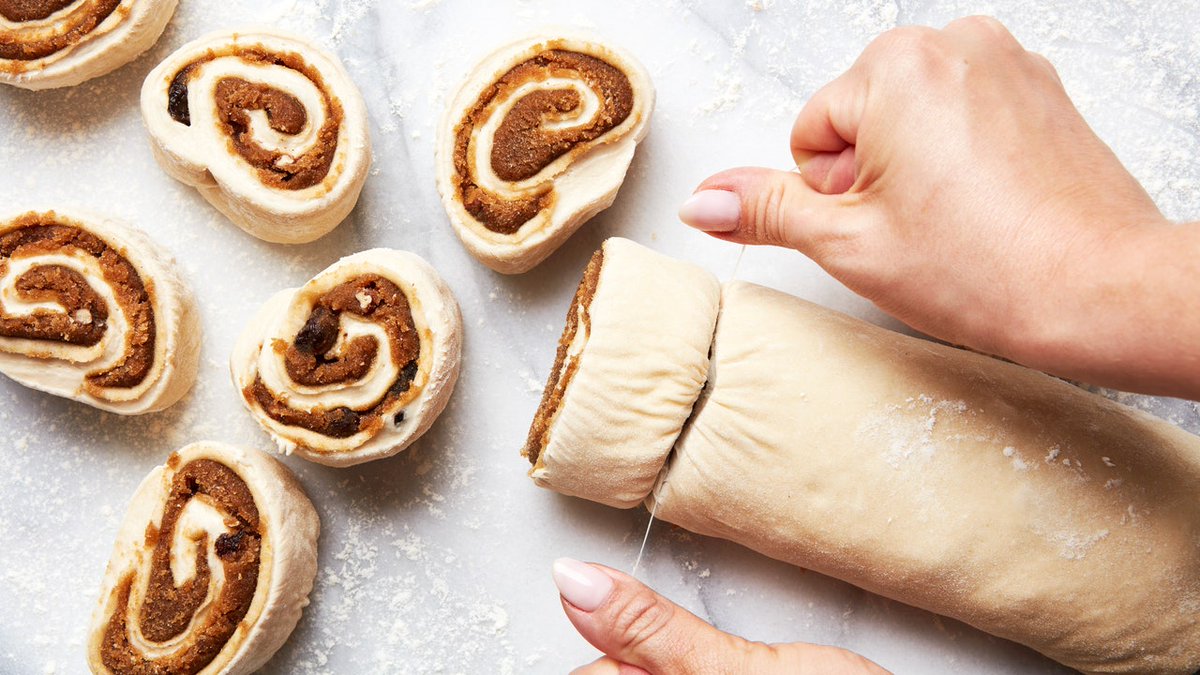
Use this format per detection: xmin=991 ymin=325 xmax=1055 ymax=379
xmin=678 ymin=189 xmax=741 ymax=232
xmin=553 ymin=558 xmax=614 ymax=612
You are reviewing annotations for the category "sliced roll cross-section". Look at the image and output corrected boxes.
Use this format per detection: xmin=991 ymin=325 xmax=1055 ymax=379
xmin=140 ymin=29 xmax=371 ymax=244
xmin=436 ymin=35 xmax=655 ymax=274
xmin=87 ymin=441 xmax=320 ymax=675
xmin=232 ymin=249 xmax=463 ymax=467
xmin=0 ymin=210 xmax=199 ymax=413
xmin=523 ymin=238 xmax=720 ymax=508
xmin=0 ymin=0 xmax=177 ymax=89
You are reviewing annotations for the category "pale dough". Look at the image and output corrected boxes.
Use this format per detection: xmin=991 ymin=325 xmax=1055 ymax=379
xmin=0 ymin=209 xmax=200 ymax=414
xmin=86 ymin=441 xmax=320 ymax=675
xmin=526 ymin=237 xmax=720 ymax=508
xmin=527 ymin=240 xmax=1200 ymax=675
xmin=231 ymin=248 xmax=463 ymax=467
xmin=654 ymin=281 xmax=1200 ymax=674
xmin=140 ymin=29 xmax=371 ymax=244
xmin=0 ymin=0 xmax=177 ymax=90
xmin=435 ymin=34 xmax=655 ymax=274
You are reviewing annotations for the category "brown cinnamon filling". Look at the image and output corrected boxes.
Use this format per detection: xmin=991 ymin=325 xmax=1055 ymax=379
xmin=523 ymin=248 xmax=603 ymax=464
xmin=0 ymin=212 xmax=155 ymax=390
xmin=245 ymin=274 xmax=422 ymax=440
xmin=167 ymin=48 xmax=342 ymax=190
xmin=99 ymin=458 xmax=261 ymax=674
xmin=0 ymin=0 xmax=122 ymax=64
xmin=452 ymin=47 xmax=636 ymax=234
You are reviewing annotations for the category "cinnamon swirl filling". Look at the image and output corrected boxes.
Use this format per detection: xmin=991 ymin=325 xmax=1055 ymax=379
xmin=0 ymin=213 xmax=155 ymax=390
xmin=246 ymin=274 xmax=422 ymax=439
xmin=0 ymin=0 xmax=122 ymax=64
xmin=452 ymin=47 xmax=636 ymax=234
xmin=98 ymin=458 xmax=261 ymax=674
xmin=166 ymin=48 xmax=343 ymax=191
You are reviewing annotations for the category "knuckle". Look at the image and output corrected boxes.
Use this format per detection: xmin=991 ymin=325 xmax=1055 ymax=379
xmin=610 ymin=588 xmax=675 ymax=652
xmin=871 ymin=27 xmax=952 ymax=78
xmin=948 ymin=15 xmax=1005 ymax=37
xmin=1027 ymin=51 xmax=1061 ymax=80
xmin=867 ymin=26 xmax=935 ymax=62
xmin=747 ymin=176 xmax=792 ymax=246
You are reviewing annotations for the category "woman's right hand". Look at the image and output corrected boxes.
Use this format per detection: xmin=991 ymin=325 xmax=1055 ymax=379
xmin=680 ymin=16 xmax=1199 ymax=398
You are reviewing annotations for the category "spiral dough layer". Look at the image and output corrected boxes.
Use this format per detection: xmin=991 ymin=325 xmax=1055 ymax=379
xmin=436 ymin=34 xmax=654 ymax=274
xmin=141 ymin=29 xmax=371 ymax=244
xmin=0 ymin=210 xmax=199 ymax=414
xmin=0 ymin=0 xmax=177 ymax=89
xmin=87 ymin=442 xmax=320 ymax=675
xmin=231 ymin=249 xmax=463 ymax=467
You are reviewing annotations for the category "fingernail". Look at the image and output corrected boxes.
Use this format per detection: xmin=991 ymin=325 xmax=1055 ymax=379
xmin=678 ymin=190 xmax=741 ymax=232
xmin=552 ymin=558 xmax=614 ymax=612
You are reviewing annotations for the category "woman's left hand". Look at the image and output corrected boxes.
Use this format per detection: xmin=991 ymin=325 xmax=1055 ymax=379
xmin=552 ymin=558 xmax=890 ymax=674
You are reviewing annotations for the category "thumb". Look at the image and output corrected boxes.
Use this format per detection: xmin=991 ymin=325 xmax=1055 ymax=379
xmin=552 ymin=558 xmax=756 ymax=673
xmin=678 ymin=167 xmax=871 ymax=258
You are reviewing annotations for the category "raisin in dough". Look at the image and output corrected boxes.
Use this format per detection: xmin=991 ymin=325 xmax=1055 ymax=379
xmin=0 ymin=0 xmax=177 ymax=90
xmin=141 ymin=29 xmax=371 ymax=244
xmin=524 ymin=237 xmax=719 ymax=508
xmin=526 ymin=242 xmax=1200 ymax=675
xmin=87 ymin=441 xmax=320 ymax=675
xmin=0 ymin=210 xmax=199 ymax=414
xmin=436 ymin=34 xmax=654 ymax=274
xmin=231 ymin=248 xmax=463 ymax=467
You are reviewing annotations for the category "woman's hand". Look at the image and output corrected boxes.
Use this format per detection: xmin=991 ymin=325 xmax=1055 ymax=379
xmin=553 ymin=558 xmax=888 ymax=674
xmin=680 ymin=16 xmax=1200 ymax=399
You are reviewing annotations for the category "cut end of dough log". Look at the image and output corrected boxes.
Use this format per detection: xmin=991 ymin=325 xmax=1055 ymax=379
xmin=524 ymin=237 xmax=720 ymax=508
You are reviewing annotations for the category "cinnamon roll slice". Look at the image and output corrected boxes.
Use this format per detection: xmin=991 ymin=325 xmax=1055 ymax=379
xmin=0 ymin=210 xmax=199 ymax=413
xmin=141 ymin=29 xmax=371 ymax=244
xmin=523 ymin=238 xmax=720 ymax=508
xmin=87 ymin=441 xmax=320 ymax=675
xmin=0 ymin=0 xmax=177 ymax=89
xmin=231 ymin=249 xmax=463 ymax=467
xmin=436 ymin=35 xmax=654 ymax=274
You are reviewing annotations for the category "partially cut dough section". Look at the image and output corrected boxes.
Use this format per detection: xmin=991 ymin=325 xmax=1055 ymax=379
xmin=652 ymin=281 xmax=1200 ymax=675
xmin=524 ymin=237 xmax=720 ymax=508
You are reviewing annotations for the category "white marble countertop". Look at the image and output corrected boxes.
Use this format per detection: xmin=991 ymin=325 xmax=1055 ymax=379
xmin=2 ymin=0 xmax=1199 ymax=673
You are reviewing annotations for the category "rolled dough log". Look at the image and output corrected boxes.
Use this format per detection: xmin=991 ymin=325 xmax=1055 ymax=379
xmin=526 ymin=239 xmax=1200 ymax=674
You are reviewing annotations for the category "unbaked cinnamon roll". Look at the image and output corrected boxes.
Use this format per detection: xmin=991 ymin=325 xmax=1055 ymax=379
xmin=0 ymin=210 xmax=199 ymax=413
xmin=87 ymin=441 xmax=320 ymax=675
xmin=141 ymin=29 xmax=371 ymax=244
xmin=436 ymin=35 xmax=654 ymax=274
xmin=0 ymin=0 xmax=176 ymax=89
xmin=524 ymin=237 xmax=719 ymax=507
xmin=231 ymin=249 xmax=462 ymax=467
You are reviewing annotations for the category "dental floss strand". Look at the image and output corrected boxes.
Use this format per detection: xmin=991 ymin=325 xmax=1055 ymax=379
xmin=629 ymin=243 xmax=747 ymax=579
